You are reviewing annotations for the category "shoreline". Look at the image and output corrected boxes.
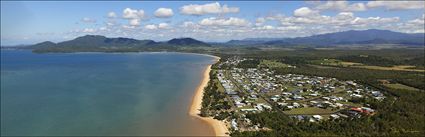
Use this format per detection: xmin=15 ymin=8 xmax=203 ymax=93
xmin=189 ymin=56 xmax=229 ymax=136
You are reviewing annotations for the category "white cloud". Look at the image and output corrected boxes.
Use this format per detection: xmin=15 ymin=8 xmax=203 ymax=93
xmin=107 ymin=12 xmax=117 ymax=18
xmin=276 ymin=26 xmax=303 ymax=31
xmin=293 ymin=7 xmax=319 ymax=17
xmin=367 ymin=1 xmax=425 ymax=10
xmin=350 ymin=17 xmax=400 ymax=26
xmin=154 ymin=8 xmax=174 ymax=18
xmin=82 ymin=28 xmax=96 ymax=33
xmin=335 ymin=12 xmax=354 ymax=20
xmin=407 ymin=14 xmax=425 ymax=25
xmin=129 ymin=19 xmax=141 ymax=26
xmin=60 ymin=4 xmax=422 ymax=42
xmin=256 ymin=25 xmax=274 ymax=30
xmin=122 ymin=25 xmax=136 ymax=29
xmin=199 ymin=17 xmax=249 ymax=26
xmin=106 ymin=20 xmax=117 ymax=26
xmin=255 ymin=17 xmax=266 ymax=26
xmin=314 ymin=1 xmax=367 ymax=12
xmin=181 ymin=21 xmax=200 ymax=29
xmin=99 ymin=27 xmax=107 ymax=31
xmin=122 ymin=8 xmax=145 ymax=26
xmin=158 ymin=23 xmax=170 ymax=29
xmin=395 ymin=14 xmax=425 ymax=33
xmin=145 ymin=24 xmax=157 ymax=30
xmin=123 ymin=8 xmax=145 ymax=19
xmin=81 ymin=17 xmax=96 ymax=23
xmin=180 ymin=2 xmax=239 ymax=15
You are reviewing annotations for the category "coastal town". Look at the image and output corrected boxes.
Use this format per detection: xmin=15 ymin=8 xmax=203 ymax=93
xmin=202 ymin=56 xmax=387 ymax=134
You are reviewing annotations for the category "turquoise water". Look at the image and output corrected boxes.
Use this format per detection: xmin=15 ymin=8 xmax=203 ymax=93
xmin=1 ymin=50 xmax=215 ymax=136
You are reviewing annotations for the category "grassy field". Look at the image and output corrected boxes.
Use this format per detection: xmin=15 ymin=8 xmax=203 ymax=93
xmin=353 ymin=65 xmax=424 ymax=72
xmin=311 ymin=59 xmax=424 ymax=72
xmin=311 ymin=59 xmax=362 ymax=67
xmin=384 ymin=83 xmax=421 ymax=91
xmin=340 ymin=61 xmax=362 ymax=66
xmin=283 ymin=107 xmax=337 ymax=115
xmin=260 ymin=60 xmax=292 ymax=68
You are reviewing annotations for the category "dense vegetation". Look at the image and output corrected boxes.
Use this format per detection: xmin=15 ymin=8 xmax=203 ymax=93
xmin=337 ymin=55 xmax=399 ymax=67
xmin=201 ymin=64 xmax=232 ymax=117
xmin=232 ymin=86 xmax=424 ymax=136
xmin=221 ymin=49 xmax=424 ymax=136
xmin=274 ymin=65 xmax=424 ymax=90
xmin=237 ymin=59 xmax=261 ymax=68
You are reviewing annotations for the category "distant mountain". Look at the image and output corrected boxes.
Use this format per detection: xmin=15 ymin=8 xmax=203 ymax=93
xmin=29 ymin=35 xmax=210 ymax=52
xmin=23 ymin=29 xmax=425 ymax=53
xmin=226 ymin=29 xmax=425 ymax=46
xmin=47 ymin=35 xmax=157 ymax=47
xmin=167 ymin=38 xmax=210 ymax=47
xmin=28 ymin=41 xmax=56 ymax=48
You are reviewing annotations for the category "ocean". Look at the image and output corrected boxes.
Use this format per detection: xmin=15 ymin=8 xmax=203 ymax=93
xmin=0 ymin=50 xmax=216 ymax=136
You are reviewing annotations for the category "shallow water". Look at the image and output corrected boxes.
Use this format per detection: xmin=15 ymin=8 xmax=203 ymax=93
xmin=1 ymin=50 xmax=215 ymax=136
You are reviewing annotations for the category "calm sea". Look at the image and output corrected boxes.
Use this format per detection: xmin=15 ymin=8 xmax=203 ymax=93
xmin=0 ymin=50 xmax=215 ymax=136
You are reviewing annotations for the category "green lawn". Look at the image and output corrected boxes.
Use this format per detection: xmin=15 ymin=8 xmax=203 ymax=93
xmin=384 ymin=83 xmax=421 ymax=91
xmin=283 ymin=107 xmax=336 ymax=115
xmin=260 ymin=60 xmax=292 ymax=68
xmin=310 ymin=59 xmax=362 ymax=67
xmin=336 ymin=100 xmax=362 ymax=107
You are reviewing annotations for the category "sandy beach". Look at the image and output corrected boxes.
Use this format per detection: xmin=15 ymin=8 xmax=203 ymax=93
xmin=189 ymin=56 xmax=229 ymax=136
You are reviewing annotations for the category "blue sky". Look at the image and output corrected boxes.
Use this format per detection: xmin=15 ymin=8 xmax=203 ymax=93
xmin=1 ymin=1 xmax=424 ymax=45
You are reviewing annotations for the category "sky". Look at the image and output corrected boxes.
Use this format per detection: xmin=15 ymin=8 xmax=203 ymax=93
xmin=1 ymin=1 xmax=424 ymax=45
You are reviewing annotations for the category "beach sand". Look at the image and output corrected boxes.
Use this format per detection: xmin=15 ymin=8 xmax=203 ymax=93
xmin=189 ymin=56 xmax=229 ymax=136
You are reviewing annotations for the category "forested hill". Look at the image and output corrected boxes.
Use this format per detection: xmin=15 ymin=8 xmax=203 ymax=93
xmin=28 ymin=35 xmax=211 ymax=52
xmin=226 ymin=29 xmax=425 ymax=46
xmin=15 ymin=29 xmax=425 ymax=53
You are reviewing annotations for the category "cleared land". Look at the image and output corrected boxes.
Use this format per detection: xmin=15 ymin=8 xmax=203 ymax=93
xmin=283 ymin=107 xmax=337 ymax=115
xmin=384 ymin=83 xmax=421 ymax=91
xmin=353 ymin=65 xmax=424 ymax=72
xmin=260 ymin=60 xmax=293 ymax=68
xmin=312 ymin=59 xmax=424 ymax=72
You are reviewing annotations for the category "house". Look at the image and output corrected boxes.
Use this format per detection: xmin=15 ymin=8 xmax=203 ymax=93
xmin=335 ymin=103 xmax=344 ymax=107
xmin=297 ymin=115 xmax=305 ymax=121
xmin=241 ymin=108 xmax=257 ymax=112
xmin=292 ymin=95 xmax=304 ymax=100
xmin=262 ymin=104 xmax=272 ymax=110
xmin=309 ymin=118 xmax=316 ymax=122
xmin=361 ymin=107 xmax=375 ymax=115
xmin=249 ymin=94 xmax=258 ymax=100
xmin=374 ymin=96 xmax=385 ymax=100
xmin=235 ymin=102 xmax=246 ymax=108
xmin=278 ymin=102 xmax=288 ymax=107
xmin=231 ymin=119 xmax=239 ymax=131
xmin=371 ymin=91 xmax=383 ymax=97
xmin=337 ymin=113 xmax=349 ymax=118
xmin=309 ymin=93 xmax=319 ymax=97
xmin=322 ymin=97 xmax=330 ymax=100
xmin=354 ymin=89 xmax=362 ymax=94
xmin=330 ymin=114 xmax=340 ymax=119
xmin=350 ymin=94 xmax=363 ymax=98
xmin=270 ymin=97 xmax=279 ymax=102
xmin=282 ymin=92 xmax=292 ymax=96
xmin=256 ymin=104 xmax=264 ymax=111
xmin=313 ymin=115 xmax=322 ymax=120
xmin=310 ymin=101 xmax=319 ymax=105
xmin=293 ymin=102 xmax=301 ymax=108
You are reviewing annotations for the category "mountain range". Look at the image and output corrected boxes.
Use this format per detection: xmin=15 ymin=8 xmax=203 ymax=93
xmin=24 ymin=29 xmax=424 ymax=52
xmin=226 ymin=29 xmax=424 ymax=46
xmin=30 ymin=35 xmax=210 ymax=48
